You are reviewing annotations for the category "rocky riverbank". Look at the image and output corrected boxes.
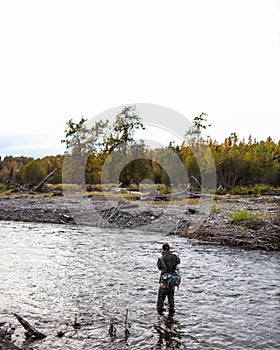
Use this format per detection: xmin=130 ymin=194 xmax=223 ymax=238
xmin=0 ymin=194 xmax=279 ymax=251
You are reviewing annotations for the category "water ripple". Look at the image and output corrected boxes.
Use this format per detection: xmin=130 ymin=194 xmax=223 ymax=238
xmin=0 ymin=221 xmax=279 ymax=349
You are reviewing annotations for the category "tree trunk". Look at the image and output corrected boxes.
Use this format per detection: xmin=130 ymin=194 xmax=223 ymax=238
xmin=34 ymin=168 xmax=57 ymax=192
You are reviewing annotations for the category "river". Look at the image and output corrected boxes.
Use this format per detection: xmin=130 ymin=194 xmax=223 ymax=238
xmin=0 ymin=221 xmax=279 ymax=349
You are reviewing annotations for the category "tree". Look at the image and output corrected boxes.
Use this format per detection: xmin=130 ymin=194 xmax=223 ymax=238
xmin=106 ymin=105 xmax=145 ymax=155
xmin=62 ymin=117 xmax=109 ymax=160
xmin=250 ymin=140 xmax=278 ymax=184
xmin=0 ymin=156 xmax=33 ymax=187
xmin=40 ymin=155 xmax=63 ymax=184
xmin=185 ymin=112 xmax=211 ymax=146
xmin=118 ymin=142 xmax=151 ymax=187
xmin=62 ymin=117 xmax=109 ymax=187
xmin=22 ymin=160 xmax=46 ymax=188
xmin=62 ymin=105 xmax=146 ymax=188
xmin=213 ymin=134 xmax=247 ymax=189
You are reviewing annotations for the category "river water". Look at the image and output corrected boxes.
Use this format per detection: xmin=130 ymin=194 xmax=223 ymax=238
xmin=0 ymin=221 xmax=279 ymax=349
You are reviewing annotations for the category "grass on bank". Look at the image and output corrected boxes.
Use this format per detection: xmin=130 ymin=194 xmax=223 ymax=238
xmin=216 ymin=184 xmax=279 ymax=196
xmin=0 ymin=183 xmax=279 ymax=198
xmin=229 ymin=208 xmax=260 ymax=222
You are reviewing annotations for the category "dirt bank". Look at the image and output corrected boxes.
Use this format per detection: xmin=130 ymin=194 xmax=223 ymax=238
xmin=0 ymin=194 xmax=279 ymax=251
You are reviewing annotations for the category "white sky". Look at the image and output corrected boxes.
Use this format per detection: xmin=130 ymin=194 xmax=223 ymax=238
xmin=0 ymin=0 xmax=279 ymax=158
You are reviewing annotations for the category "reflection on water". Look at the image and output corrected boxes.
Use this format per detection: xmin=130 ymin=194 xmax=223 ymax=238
xmin=0 ymin=221 xmax=279 ymax=349
xmin=154 ymin=310 xmax=185 ymax=349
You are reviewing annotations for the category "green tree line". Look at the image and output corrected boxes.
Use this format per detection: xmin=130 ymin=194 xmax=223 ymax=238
xmin=0 ymin=155 xmax=64 ymax=189
xmin=0 ymin=107 xmax=279 ymax=192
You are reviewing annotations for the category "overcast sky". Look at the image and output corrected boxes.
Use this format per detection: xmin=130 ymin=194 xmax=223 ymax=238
xmin=0 ymin=0 xmax=279 ymax=159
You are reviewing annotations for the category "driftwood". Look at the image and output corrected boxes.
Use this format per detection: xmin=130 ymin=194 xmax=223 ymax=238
xmin=124 ymin=309 xmax=130 ymax=340
xmin=108 ymin=320 xmax=117 ymax=338
xmin=180 ymin=225 xmax=280 ymax=251
xmin=34 ymin=168 xmax=57 ymax=192
xmin=139 ymin=190 xmax=203 ymax=201
xmin=13 ymin=313 xmax=46 ymax=339
xmin=57 ymin=313 xmax=130 ymax=340
xmin=139 ymin=193 xmax=170 ymax=201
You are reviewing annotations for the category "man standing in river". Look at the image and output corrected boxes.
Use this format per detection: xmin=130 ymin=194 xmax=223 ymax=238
xmin=157 ymin=243 xmax=180 ymax=313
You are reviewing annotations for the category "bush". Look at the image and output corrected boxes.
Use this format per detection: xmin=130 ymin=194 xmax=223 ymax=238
xmin=215 ymin=188 xmax=227 ymax=195
xmin=86 ymin=184 xmax=104 ymax=192
xmin=230 ymin=208 xmax=259 ymax=222
xmin=211 ymin=203 xmax=221 ymax=213
xmin=252 ymin=185 xmax=274 ymax=195
xmin=227 ymin=185 xmax=276 ymax=196
xmin=52 ymin=184 xmax=63 ymax=191
xmin=230 ymin=186 xmax=251 ymax=195
xmin=126 ymin=184 xmax=140 ymax=192
xmin=9 ymin=188 xmax=20 ymax=193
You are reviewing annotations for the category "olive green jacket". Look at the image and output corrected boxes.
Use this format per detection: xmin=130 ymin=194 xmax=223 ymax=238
xmin=157 ymin=251 xmax=180 ymax=275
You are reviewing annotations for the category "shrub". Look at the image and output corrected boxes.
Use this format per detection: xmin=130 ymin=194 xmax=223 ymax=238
xmin=126 ymin=184 xmax=139 ymax=192
xmin=252 ymin=185 xmax=274 ymax=195
xmin=9 ymin=188 xmax=20 ymax=193
xmin=230 ymin=186 xmax=250 ymax=195
xmin=215 ymin=188 xmax=227 ymax=195
xmin=211 ymin=203 xmax=221 ymax=213
xmin=230 ymin=208 xmax=259 ymax=222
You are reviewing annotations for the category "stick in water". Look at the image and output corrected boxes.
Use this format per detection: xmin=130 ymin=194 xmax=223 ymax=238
xmin=13 ymin=313 xmax=47 ymax=339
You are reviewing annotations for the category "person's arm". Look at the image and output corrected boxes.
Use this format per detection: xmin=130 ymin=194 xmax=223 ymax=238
xmin=157 ymin=256 xmax=168 ymax=273
xmin=174 ymin=255 xmax=180 ymax=273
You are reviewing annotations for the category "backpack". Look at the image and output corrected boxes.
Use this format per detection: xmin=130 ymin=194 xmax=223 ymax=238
xmin=160 ymin=257 xmax=181 ymax=287
xmin=162 ymin=272 xmax=181 ymax=287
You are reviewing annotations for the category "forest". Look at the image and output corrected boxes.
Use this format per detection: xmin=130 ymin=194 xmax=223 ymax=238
xmin=0 ymin=106 xmax=279 ymax=195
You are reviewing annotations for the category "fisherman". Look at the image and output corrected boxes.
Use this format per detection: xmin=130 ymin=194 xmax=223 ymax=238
xmin=157 ymin=243 xmax=180 ymax=313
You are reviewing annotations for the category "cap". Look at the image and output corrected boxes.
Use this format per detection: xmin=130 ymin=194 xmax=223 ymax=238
xmin=162 ymin=243 xmax=170 ymax=251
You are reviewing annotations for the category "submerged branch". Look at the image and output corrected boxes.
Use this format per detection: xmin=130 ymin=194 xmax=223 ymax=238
xmin=13 ymin=313 xmax=47 ymax=339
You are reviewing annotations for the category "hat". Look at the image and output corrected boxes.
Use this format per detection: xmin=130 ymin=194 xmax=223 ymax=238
xmin=162 ymin=243 xmax=170 ymax=251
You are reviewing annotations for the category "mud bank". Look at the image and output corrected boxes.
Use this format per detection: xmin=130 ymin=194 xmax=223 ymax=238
xmin=0 ymin=194 xmax=279 ymax=251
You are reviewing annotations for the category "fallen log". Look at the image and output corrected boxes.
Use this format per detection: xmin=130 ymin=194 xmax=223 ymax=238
xmin=34 ymin=168 xmax=57 ymax=192
xmin=13 ymin=313 xmax=46 ymax=339
xmin=139 ymin=190 xmax=204 ymax=201
xmin=139 ymin=193 xmax=170 ymax=201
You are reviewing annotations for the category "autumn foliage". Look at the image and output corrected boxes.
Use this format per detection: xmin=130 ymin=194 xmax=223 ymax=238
xmin=0 ymin=108 xmax=279 ymax=193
